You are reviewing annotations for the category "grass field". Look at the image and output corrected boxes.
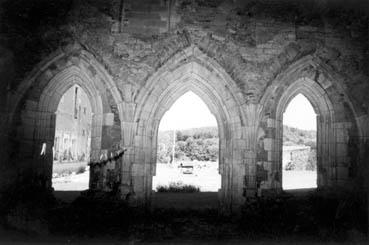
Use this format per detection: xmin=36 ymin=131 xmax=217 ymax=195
xmin=153 ymin=161 xmax=221 ymax=192
xmin=52 ymin=161 xmax=89 ymax=191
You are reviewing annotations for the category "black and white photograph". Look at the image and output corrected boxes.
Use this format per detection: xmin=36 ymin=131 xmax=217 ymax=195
xmin=0 ymin=0 xmax=368 ymax=244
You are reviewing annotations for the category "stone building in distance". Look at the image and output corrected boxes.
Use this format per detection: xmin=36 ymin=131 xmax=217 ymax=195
xmin=54 ymin=85 xmax=92 ymax=162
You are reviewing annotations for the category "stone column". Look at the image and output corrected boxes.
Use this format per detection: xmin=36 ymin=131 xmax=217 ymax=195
xmin=235 ymin=104 xmax=263 ymax=207
xmin=89 ymin=112 xmax=103 ymax=189
xmin=119 ymin=99 xmax=140 ymax=202
xmin=33 ymin=111 xmax=56 ymax=189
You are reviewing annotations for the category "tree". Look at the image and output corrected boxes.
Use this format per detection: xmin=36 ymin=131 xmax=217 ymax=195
xmin=157 ymin=127 xmax=220 ymax=162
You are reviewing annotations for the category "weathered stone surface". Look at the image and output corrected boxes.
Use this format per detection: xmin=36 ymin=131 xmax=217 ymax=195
xmin=0 ymin=0 xmax=368 ymax=214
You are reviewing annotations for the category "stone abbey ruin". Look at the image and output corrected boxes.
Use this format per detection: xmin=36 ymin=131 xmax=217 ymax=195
xmin=0 ymin=0 xmax=368 ymax=241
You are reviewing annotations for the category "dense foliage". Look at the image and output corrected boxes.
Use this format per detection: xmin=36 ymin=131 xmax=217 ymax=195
xmin=156 ymin=182 xmax=200 ymax=193
xmin=157 ymin=127 xmax=219 ymax=163
xmin=283 ymin=125 xmax=316 ymax=147
xmin=157 ymin=126 xmax=317 ymax=163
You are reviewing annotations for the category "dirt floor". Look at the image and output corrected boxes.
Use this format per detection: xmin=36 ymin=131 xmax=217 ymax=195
xmin=3 ymin=187 xmax=367 ymax=244
xmin=152 ymin=192 xmax=219 ymax=209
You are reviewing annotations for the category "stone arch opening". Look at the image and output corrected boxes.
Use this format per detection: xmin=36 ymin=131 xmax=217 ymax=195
xmin=21 ymin=67 xmax=105 ymax=190
xmin=259 ymin=56 xmax=361 ymax=192
xmin=276 ymin=78 xmax=334 ymax=189
xmin=52 ymin=84 xmax=93 ymax=191
xmin=282 ymin=93 xmax=318 ymax=190
xmin=152 ymin=91 xmax=221 ymax=194
xmin=131 ymin=46 xmax=247 ymax=209
xmin=9 ymin=50 xmax=124 ymax=193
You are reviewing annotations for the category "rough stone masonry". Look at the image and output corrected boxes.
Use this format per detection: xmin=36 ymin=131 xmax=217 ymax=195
xmin=0 ymin=0 xmax=368 ymax=212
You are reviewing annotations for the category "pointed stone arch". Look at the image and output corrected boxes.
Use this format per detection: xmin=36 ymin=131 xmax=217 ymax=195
xmin=276 ymin=78 xmax=334 ymax=189
xmin=124 ymin=46 xmax=253 ymax=210
xmin=259 ymin=55 xmax=361 ymax=192
xmin=7 ymin=48 xmax=124 ymax=190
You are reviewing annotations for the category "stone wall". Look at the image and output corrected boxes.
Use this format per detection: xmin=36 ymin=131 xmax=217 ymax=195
xmin=0 ymin=0 xmax=368 ymax=211
xmin=283 ymin=146 xmax=316 ymax=171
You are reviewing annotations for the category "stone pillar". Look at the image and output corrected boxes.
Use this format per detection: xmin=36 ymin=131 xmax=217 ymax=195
xmin=218 ymin=137 xmax=232 ymax=212
xmin=241 ymin=104 xmax=263 ymax=200
xmin=118 ymin=100 xmax=140 ymax=202
xmin=32 ymin=111 xmax=56 ymax=189
xmin=263 ymin=117 xmax=282 ymax=192
xmin=88 ymin=113 xmax=103 ymax=189
xmin=90 ymin=111 xmax=124 ymax=191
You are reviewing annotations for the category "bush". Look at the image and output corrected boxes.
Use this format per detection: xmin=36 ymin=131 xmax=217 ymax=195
xmin=76 ymin=166 xmax=86 ymax=174
xmin=53 ymin=162 xmax=87 ymax=176
xmin=156 ymin=182 xmax=200 ymax=193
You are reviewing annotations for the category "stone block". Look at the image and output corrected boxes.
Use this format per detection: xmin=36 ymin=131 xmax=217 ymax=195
xmin=131 ymin=163 xmax=145 ymax=176
xmin=103 ymin=113 xmax=114 ymax=126
xmin=336 ymin=143 xmax=347 ymax=157
xmin=264 ymin=138 xmax=273 ymax=151
xmin=267 ymin=118 xmax=276 ymax=128
xmin=265 ymin=128 xmax=276 ymax=138
xmin=336 ymin=166 xmax=349 ymax=180
xmin=263 ymin=161 xmax=272 ymax=172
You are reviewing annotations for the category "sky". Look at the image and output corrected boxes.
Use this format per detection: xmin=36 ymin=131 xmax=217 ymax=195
xmin=159 ymin=92 xmax=316 ymax=132
xmin=159 ymin=92 xmax=217 ymax=131
xmin=283 ymin=94 xmax=317 ymax=131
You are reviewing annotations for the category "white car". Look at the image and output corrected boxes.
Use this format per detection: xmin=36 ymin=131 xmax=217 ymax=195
xmin=180 ymin=165 xmax=194 ymax=174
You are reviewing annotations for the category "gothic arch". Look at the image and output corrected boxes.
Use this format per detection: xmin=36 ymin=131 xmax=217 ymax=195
xmin=275 ymin=78 xmax=334 ymax=189
xmin=259 ymin=55 xmax=360 ymax=191
xmin=8 ymin=48 xmax=123 ymax=126
xmin=8 ymin=48 xmax=124 ymax=190
xmin=130 ymin=46 xmax=249 ymax=209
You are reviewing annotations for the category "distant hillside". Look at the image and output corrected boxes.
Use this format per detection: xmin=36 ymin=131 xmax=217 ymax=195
xmin=158 ymin=127 xmax=218 ymax=150
xmin=283 ymin=125 xmax=316 ymax=147
xmin=157 ymin=125 xmax=316 ymax=163
xmin=158 ymin=127 xmax=218 ymax=139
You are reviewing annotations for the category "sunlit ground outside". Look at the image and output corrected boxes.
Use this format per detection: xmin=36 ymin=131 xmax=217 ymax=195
xmin=154 ymin=91 xmax=221 ymax=192
xmin=282 ymin=170 xmax=317 ymax=190
xmin=52 ymin=162 xmax=89 ymax=191
xmin=52 ymin=85 xmax=91 ymax=191
xmin=152 ymin=161 xmax=221 ymax=192
xmin=282 ymin=94 xmax=317 ymax=190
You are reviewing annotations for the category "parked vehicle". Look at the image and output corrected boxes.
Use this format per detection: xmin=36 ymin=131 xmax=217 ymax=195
xmin=180 ymin=164 xmax=194 ymax=174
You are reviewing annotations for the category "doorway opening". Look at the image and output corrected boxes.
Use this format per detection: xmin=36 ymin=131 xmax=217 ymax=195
xmin=52 ymin=85 xmax=92 ymax=191
xmin=282 ymin=94 xmax=317 ymax=190
xmin=153 ymin=91 xmax=221 ymax=193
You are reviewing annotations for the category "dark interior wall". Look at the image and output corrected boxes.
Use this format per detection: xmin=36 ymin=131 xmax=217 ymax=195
xmin=0 ymin=45 xmax=15 ymax=194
